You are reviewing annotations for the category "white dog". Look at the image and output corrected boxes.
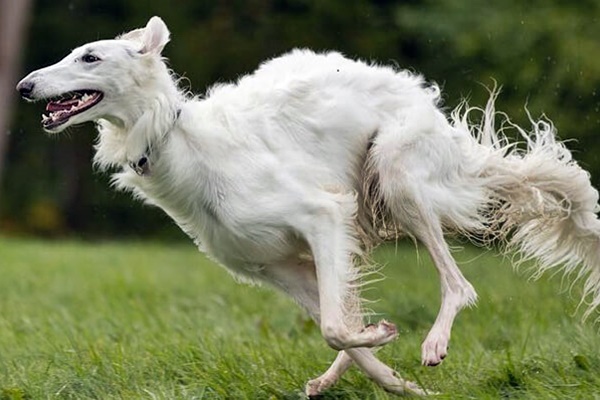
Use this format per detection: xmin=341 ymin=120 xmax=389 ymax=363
xmin=17 ymin=17 xmax=600 ymax=396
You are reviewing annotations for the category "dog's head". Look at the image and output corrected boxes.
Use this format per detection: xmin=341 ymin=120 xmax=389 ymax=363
xmin=16 ymin=16 xmax=171 ymax=133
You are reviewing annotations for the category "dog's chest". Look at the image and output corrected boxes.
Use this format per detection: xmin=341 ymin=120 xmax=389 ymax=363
xmin=134 ymin=168 xmax=300 ymax=272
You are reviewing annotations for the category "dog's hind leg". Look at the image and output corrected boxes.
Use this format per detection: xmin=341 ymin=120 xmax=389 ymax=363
xmin=376 ymin=179 xmax=477 ymax=366
xmin=414 ymin=221 xmax=477 ymax=366
xmin=371 ymin=117 xmax=478 ymax=366
xmin=263 ymin=259 xmax=428 ymax=397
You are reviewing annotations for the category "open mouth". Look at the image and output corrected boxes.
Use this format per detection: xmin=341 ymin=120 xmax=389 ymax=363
xmin=42 ymin=90 xmax=103 ymax=130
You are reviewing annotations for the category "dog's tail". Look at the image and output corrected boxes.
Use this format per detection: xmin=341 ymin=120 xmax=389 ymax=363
xmin=451 ymin=90 xmax=600 ymax=319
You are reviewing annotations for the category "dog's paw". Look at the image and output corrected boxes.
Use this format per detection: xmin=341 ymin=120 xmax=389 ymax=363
xmin=421 ymin=330 xmax=449 ymax=367
xmin=363 ymin=319 xmax=398 ymax=347
xmin=400 ymin=379 xmax=435 ymax=396
xmin=381 ymin=371 xmax=435 ymax=396
xmin=305 ymin=376 xmax=334 ymax=398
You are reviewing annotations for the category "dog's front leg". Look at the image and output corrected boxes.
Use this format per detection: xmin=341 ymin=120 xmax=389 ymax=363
xmin=305 ymin=350 xmax=353 ymax=396
xmin=294 ymin=194 xmax=397 ymax=350
xmin=262 ymin=259 xmax=428 ymax=397
xmin=306 ymin=345 xmax=433 ymax=396
xmin=307 ymin=349 xmax=431 ymax=397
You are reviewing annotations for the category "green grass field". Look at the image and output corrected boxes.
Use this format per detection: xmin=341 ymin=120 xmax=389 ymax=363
xmin=0 ymin=237 xmax=599 ymax=399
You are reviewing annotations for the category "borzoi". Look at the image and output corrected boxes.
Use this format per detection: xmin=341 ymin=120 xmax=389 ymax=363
xmin=17 ymin=16 xmax=600 ymax=396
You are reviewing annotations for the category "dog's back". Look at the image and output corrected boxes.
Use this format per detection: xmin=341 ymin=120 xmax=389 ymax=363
xmin=191 ymin=49 xmax=441 ymax=194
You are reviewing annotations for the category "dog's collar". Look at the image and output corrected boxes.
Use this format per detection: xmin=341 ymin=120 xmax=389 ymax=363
xmin=129 ymin=108 xmax=181 ymax=176
xmin=130 ymin=154 xmax=150 ymax=176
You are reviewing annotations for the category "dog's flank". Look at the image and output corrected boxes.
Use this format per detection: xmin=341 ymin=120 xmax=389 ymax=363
xmin=17 ymin=16 xmax=600 ymax=396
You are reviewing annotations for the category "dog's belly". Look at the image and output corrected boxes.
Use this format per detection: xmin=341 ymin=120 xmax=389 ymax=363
xmin=199 ymin=220 xmax=302 ymax=271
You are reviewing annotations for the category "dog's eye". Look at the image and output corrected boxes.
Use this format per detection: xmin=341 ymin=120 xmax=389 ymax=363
xmin=81 ymin=54 xmax=101 ymax=63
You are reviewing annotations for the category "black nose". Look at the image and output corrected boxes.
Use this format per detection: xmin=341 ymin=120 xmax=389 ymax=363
xmin=16 ymin=80 xmax=35 ymax=99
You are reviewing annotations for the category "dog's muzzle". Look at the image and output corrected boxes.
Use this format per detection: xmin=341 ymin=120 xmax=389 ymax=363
xmin=16 ymin=80 xmax=35 ymax=100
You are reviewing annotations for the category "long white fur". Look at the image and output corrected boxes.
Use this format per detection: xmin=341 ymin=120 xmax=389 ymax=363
xmin=17 ymin=16 xmax=600 ymax=396
xmin=444 ymin=95 xmax=600 ymax=319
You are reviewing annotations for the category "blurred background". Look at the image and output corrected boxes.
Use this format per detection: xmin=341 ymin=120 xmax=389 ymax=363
xmin=1 ymin=0 xmax=599 ymax=240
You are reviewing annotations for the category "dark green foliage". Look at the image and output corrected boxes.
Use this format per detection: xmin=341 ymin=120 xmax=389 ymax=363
xmin=4 ymin=1 xmax=600 ymax=237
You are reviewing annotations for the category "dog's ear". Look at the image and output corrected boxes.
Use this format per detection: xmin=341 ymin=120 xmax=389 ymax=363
xmin=140 ymin=16 xmax=170 ymax=55
xmin=118 ymin=16 xmax=170 ymax=55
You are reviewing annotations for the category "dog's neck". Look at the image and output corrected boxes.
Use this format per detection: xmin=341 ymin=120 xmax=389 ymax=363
xmin=94 ymin=56 xmax=188 ymax=174
xmin=94 ymin=90 xmax=184 ymax=174
xmin=128 ymin=107 xmax=182 ymax=176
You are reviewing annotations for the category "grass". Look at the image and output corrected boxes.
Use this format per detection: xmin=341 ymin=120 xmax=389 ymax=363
xmin=0 ymin=237 xmax=599 ymax=399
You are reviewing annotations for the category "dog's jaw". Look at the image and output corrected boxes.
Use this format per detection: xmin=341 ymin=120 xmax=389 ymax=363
xmin=41 ymin=90 xmax=104 ymax=132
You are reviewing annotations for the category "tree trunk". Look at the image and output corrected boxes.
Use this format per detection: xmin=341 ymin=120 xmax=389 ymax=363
xmin=0 ymin=0 xmax=33 ymax=201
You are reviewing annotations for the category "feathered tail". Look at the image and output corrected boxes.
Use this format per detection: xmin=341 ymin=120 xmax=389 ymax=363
xmin=453 ymin=90 xmax=600 ymax=320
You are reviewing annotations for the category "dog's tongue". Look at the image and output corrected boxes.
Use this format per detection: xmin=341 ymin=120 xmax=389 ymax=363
xmin=46 ymin=98 xmax=79 ymax=112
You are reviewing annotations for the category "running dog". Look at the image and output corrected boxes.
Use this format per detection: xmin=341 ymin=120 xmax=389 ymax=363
xmin=17 ymin=17 xmax=600 ymax=396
